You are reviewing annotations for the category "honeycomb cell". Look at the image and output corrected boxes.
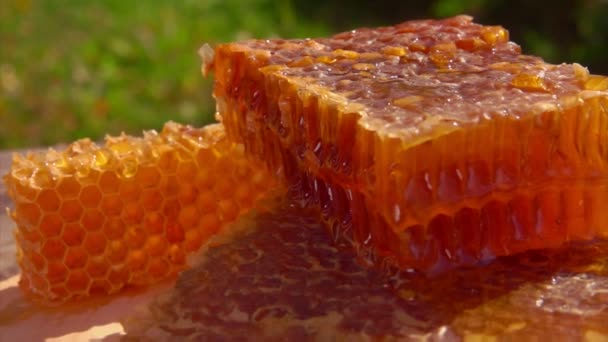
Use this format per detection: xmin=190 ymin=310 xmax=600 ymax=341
xmin=99 ymin=171 xmax=121 ymax=193
xmin=195 ymin=191 xmax=216 ymax=213
xmin=218 ymin=199 xmax=239 ymax=222
xmin=211 ymin=15 xmax=608 ymax=272
xmin=4 ymin=122 xmax=280 ymax=302
xmin=46 ymin=262 xmax=69 ymax=285
xmin=176 ymin=161 xmax=197 ymax=183
xmin=119 ymin=180 xmax=142 ymax=202
xmin=103 ymin=217 xmax=126 ymax=240
xmin=65 ymin=269 xmax=90 ymax=293
xmin=41 ymin=238 xmax=67 ymax=261
xmin=178 ymin=205 xmax=198 ymax=228
xmin=59 ymin=200 xmax=84 ymax=222
xmin=37 ymin=189 xmax=61 ymax=212
xmin=39 ymin=214 xmax=63 ymax=238
xmin=100 ymin=194 xmax=123 ymax=216
xmin=122 ymin=202 xmax=144 ymax=225
xmin=61 ymin=223 xmax=86 ymax=246
xmin=64 ymin=247 xmax=88 ymax=269
xmin=107 ymin=240 xmax=128 ymax=264
xmin=80 ymin=185 xmax=102 ymax=208
xmin=125 ymin=226 xmax=147 ymax=249
xmin=141 ymin=189 xmax=164 ymax=211
xmin=136 ymin=166 xmax=161 ymax=188
xmin=56 ymin=177 xmax=81 ymax=199
xmin=81 ymin=208 xmax=105 ymax=230
xmin=86 ymin=257 xmax=110 ymax=279
xmin=84 ymin=231 xmax=107 ymax=256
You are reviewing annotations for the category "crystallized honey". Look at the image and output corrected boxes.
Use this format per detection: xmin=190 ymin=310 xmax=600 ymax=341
xmin=3 ymin=122 xmax=279 ymax=302
xmin=209 ymin=15 xmax=608 ymax=272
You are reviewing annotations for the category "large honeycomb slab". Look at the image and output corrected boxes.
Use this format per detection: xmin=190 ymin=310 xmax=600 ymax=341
xmin=209 ymin=15 xmax=608 ymax=272
xmin=121 ymin=201 xmax=608 ymax=340
xmin=3 ymin=122 xmax=279 ymax=302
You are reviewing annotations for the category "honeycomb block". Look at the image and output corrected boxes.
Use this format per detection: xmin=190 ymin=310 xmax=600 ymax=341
xmin=208 ymin=15 xmax=608 ymax=272
xmin=3 ymin=122 xmax=279 ymax=302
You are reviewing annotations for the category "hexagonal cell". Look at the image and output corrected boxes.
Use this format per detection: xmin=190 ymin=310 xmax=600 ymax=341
xmin=64 ymin=246 xmax=88 ymax=269
xmin=136 ymin=166 xmax=161 ymax=188
xmin=213 ymin=178 xmax=235 ymax=199
xmin=57 ymin=177 xmax=81 ymax=199
xmin=99 ymin=171 xmax=121 ymax=193
xmin=119 ymin=180 xmax=142 ymax=202
xmin=46 ymin=261 xmax=69 ymax=285
xmin=163 ymin=199 xmax=181 ymax=220
xmin=141 ymin=189 xmax=163 ymax=211
xmin=41 ymin=238 xmax=67 ymax=261
xmin=194 ymin=168 xmax=214 ymax=190
xmin=126 ymin=250 xmax=147 ymax=272
xmin=15 ymin=202 xmax=42 ymax=226
xmin=196 ymin=191 xmax=217 ymax=213
xmin=195 ymin=148 xmax=216 ymax=169
xmin=103 ymin=217 xmax=126 ymax=240
xmin=122 ymin=202 xmax=144 ymax=225
xmin=166 ymin=223 xmax=185 ymax=243
xmin=176 ymin=161 xmax=197 ymax=183
xmin=40 ymin=213 xmax=63 ymax=238
xmin=107 ymin=267 xmax=129 ymax=287
xmin=89 ymin=279 xmax=112 ymax=295
xmin=218 ymin=199 xmax=240 ymax=222
xmin=80 ymin=185 xmax=102 ymax=208
xmin=144 ymin=211 xmax=165 ymax=235
xmin=161 ymin=176 xmax=180 ymax=197
xmin=59 ymin=200 xmax=84 ymax=222
xmin=125 ymin=226 xmax=146 ymax=249
xmin=199 ymin=213 xmax=221 ymax=235
xmin=158 ymin=150 xmax=179 ymax=173
xmin=177 ymin=185 xmax=197 ymax=205
xmin=37 ymin=189 xmax=61 ymax=212
xmin=167 ymin=244 xmax=186 ymax=265
xmin=81 ymin=208 xmax=105 ymax=231
xmin=100 ymin=194 xmax=123 ymax=216
xmin=86 ymin=257 xmax=110 ymax=279
xmin=107 ymin=240 xmax=128 ymax=264
xmin=144 ymin=235 xmax=168 ymax=257
xmin=65 ymin=269 xmax=91 ymax=293
xmin=184 ymin=229 xmax=203 ymax=252
xmin=62 ymin=223 xmax=86 ymax=246
xmin=83 ymin=231 xmax=107 ymax=256
xmin=147 ymin=258 xmax=169 ymax=279
xmin=234 ymin=183 xmax=253 ymax=208
xmin=178 ymin=205 xmax=198 ymax=228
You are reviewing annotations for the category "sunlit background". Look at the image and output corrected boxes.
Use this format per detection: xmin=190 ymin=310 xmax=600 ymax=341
xmin=1 ymin=0 xmax=607 ymax=148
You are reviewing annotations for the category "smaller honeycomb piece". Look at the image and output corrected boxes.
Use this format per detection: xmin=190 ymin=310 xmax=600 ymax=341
xmin=3 ymin=122 xmax=280 ymax=303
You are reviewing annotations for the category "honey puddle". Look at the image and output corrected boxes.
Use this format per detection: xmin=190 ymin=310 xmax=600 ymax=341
xmin=122 ymin=201 xmax=608 ymax=341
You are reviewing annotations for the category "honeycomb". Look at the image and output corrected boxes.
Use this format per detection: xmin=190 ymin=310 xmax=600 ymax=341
xmin=3 ymin=122 xmax=279 ymax=302
xmin=209 ymin=15 xmax=608 ymax=272
xmin=122 ymin=200 xmax=608 ymax=340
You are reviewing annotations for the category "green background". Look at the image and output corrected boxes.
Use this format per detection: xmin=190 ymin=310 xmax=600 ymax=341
xmin=1 ymin=0 xmax=606 ymax=148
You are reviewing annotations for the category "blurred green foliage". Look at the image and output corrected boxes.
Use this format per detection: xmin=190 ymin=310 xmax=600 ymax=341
xmin=1 ymin=0 xmax=606 ymax=148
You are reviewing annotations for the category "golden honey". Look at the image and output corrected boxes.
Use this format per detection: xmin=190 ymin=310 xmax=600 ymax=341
xmin=3 ymin=122 xmax=279 ymax=302
xmin=209 ymin=15 xmax=608 ymax=272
